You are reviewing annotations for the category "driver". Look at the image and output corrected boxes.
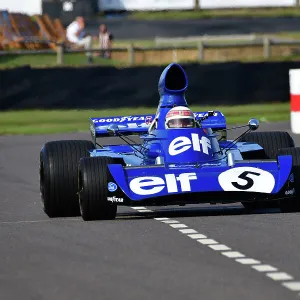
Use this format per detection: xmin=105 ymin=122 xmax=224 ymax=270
xmin=165 ymin=106 xmax=196 ymax=128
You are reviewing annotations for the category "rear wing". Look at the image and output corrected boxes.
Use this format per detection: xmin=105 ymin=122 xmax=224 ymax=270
xmin=90 ymin=111 xmax=226 ymax=138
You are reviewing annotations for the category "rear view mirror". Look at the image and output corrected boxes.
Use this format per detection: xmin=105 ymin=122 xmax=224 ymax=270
xmin=248 ymin=118 xmax=259 ymax=131
xmin=107 ymin=124 xmax=119 ymax=136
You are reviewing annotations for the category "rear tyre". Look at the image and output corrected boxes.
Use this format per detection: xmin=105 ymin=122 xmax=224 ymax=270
xmin=40 ymin=140 xmax=95 ymax=218
xmin=78 ymin=156 xmax=124 ymax=221
xmin=240 ymin=131 xmax=294 ymax=159
xmin=278 ymin=147 xmax=300 ymax=213
xmin=240 ymin=131 xmax=294 ymax=210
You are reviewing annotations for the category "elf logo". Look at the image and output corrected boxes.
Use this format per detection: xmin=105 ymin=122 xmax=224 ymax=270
xmin=168 ymin=134 xmax=212 ymax=156
xmin=129 ymin=173 xmax=197 ymax=196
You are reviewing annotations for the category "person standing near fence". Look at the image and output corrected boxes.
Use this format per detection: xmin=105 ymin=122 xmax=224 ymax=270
xmin=98 ymin=24 xmax=113 ymax=59
xmin=66 ymin=16 xmax=93 ymax=64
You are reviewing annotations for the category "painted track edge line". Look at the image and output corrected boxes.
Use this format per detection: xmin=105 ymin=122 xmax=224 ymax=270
xmin=151 ymin=216 xmax=300 ymax=297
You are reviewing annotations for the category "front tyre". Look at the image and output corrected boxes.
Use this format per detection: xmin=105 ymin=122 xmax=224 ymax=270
xmin=40 ymin=140 xmax=95 ymax=217
xmin=278 ymin=147 xmax=300 ymax=213
xmin=78 ymin=157 xmax=124 ymax=221
xmin=240 ymin=131 xmax=294 ymax=210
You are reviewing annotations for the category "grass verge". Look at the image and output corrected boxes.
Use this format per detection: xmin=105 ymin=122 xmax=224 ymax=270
xmin=0 ymin=53 xmax=126 ymax=68
xmin=0 ymin=103 xmax=289 ymax=135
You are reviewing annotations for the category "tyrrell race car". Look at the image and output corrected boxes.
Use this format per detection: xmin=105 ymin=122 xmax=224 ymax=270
xmin=40 ymin=63 xmax=300 ymax=221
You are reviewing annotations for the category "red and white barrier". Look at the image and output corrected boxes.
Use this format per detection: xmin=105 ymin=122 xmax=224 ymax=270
xmin=289 ymin=69 xmax=300 ymax=134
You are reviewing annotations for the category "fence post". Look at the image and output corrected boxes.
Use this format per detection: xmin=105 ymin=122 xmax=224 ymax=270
xmin=263 ymin=37 xmax=271 ymax=59
xmin=172 ymin=48 xmax=178 ymax=62
xmin=56 ymin=43 xmax=64 ymax=65
xmin=297 ymin=0 xmax=300 ymax=7
xmin=197 ymin=41 xmax=204 ymax=61
xmin=128 ymin=43 xmax=135 ymax=66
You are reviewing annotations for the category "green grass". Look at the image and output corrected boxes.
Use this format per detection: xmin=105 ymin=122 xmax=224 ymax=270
xmin=127 ymin=7 xmax=300 ymax=20
xmin=275 ymin=31 xmax=300 ymax=39
xmin=0 ymin=103 xmax=290 ymax=135
xmin=0 ymin=53 xmax=127 ymax=68
xmin=0 ymin=40 xmax=155 ymax=69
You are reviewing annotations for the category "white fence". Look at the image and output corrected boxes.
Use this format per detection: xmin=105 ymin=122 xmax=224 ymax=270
xmin=200 ymin=0 xmax=296 ymax=9
xmin=155 ymin=34 xmax=260 ymax=46
xmin=98 ymin=0 xmax=299 ymax=10
xmin=0 ymin=0 xmax=42 ymax=15
xmin=1 ymin=0 xmax=300 ymax=16
xmin=1 ymin=36 xmax=300 ymax=66
xmin=98 ymin=0 xmax=195 ymax=11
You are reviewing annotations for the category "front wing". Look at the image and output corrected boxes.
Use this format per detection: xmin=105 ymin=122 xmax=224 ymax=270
xmin=106 ymin=155 xmax=295 ymax=206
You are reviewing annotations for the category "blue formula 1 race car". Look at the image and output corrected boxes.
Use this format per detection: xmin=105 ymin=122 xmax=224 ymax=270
xmin=40 ymin=63 xmax=300 ymax=221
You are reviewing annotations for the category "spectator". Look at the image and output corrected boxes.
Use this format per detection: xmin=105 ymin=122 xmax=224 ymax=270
xmin=66 ymin=16 xmax=93 ymax=63
xmin=98 ymin=24 xmax=113 ymax=59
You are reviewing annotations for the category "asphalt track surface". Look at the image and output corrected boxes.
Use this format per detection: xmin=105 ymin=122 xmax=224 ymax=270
xmin=1 ymin=121 xmax=300 ymax=300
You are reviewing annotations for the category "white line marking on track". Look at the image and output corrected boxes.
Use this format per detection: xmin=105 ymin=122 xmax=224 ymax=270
xmin=282 ymin=282 xmax=300 ymax=291
xmin=161 ymin=220 xmax=180 ymax=224
xmin=221 ymin=251 xmax=245 ymax=258
xmin=0 ymin=219 xmax=79 ymax=224
xmin=209 ymin=244 xmax=231 ymax=251
xmin=235 ymin=258 xmax=261 ymax=265
xmin=131 ymin=207 xmax=147 ymax=210
xmin=197 ymin=239 xmax=218 ymax=245
xmin=188 ymin=233 xmax=207 ymax=239
xmin=137 ymin=209 xmax=153 ymax=213
xmin=179 ymin=229 xmax=198 ymax=234
xmin=266 ymin=272 xmax=294 ymax=281
xmin=252 ymin=265 xmax=278 ymax=272
xmin=133 ymin=207 xmax=300 ymax=297
xmin=169 ymin=223 xmax=188 ymax=228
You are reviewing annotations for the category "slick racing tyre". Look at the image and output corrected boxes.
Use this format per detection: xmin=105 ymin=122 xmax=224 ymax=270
xmin=240 ymin=131 xmax=295 ymax=160
xmin=240 ymin=131 xmax=294 ymax=210
xmin=78 ymin=156 xmax=125 ymax=221
xmin=278 ymin=147 xmax=300 ymax=213
xmin=40 ymin=140 xmax=95 ymax=218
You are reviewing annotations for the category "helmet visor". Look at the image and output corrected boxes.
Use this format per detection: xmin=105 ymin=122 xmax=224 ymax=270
xmin=167 ymin=118 xmax=195 ymax=128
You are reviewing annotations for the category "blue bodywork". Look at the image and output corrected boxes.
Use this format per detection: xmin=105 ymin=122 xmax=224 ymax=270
xmin=88 ymin=63 xmax=294 ymax=205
